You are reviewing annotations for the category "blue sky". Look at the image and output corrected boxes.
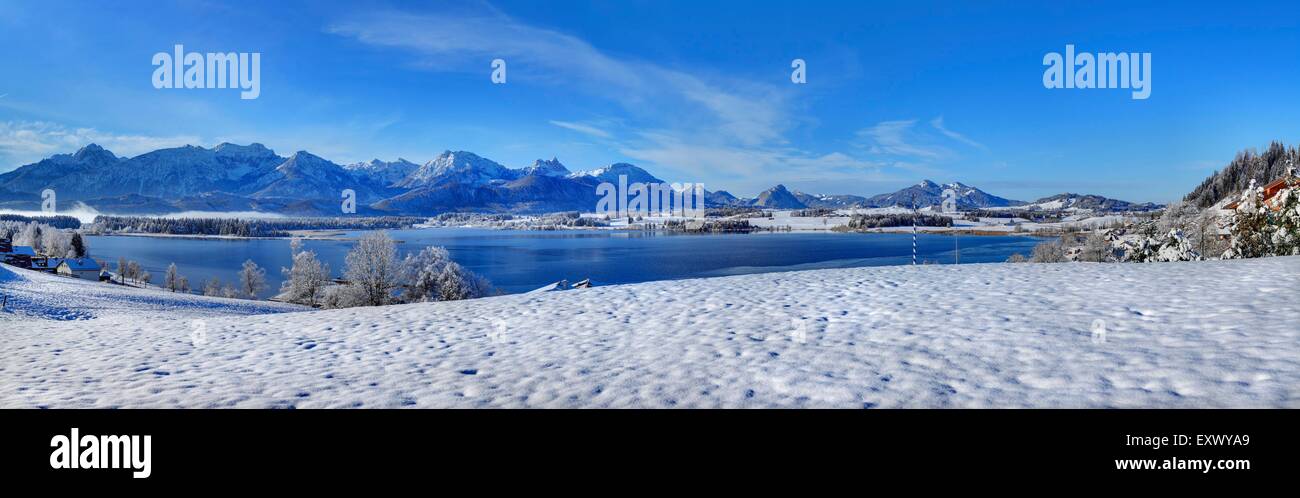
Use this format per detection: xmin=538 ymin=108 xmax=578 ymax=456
xmin=1 ymin=0 xmax=1297 ymax=202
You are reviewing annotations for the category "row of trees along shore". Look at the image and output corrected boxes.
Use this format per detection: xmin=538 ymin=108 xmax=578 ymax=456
xmin=84 ymin=216 xmax=428 ymax=237
xmin=157 ymin=231 xmax=491 ymax=308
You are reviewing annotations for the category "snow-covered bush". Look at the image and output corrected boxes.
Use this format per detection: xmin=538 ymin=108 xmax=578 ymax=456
xmin=1268 ymin=183 xmax=1300 ymax=255
xmin=221 ymin=284 xmax=240 ymax=299
xmin=1115 ymin=228 xmax=1200 ymax=262
xmin=435 ymin=261 xmax=491 ymax=301
xmin=1077 ymin=230 xmax=1114 ymax=262
xmin=1152 ymin=229 xmax=1201 ymax=262
xmin=321 ymin=282 xmax=370 ymax=309
xmin=203 ymin=277 xmax=223 ymax=297
xmin=1029 ymin=237 xmax=1066 ymax=263
xmin=400 ymin=246 xmax=492 ymax=303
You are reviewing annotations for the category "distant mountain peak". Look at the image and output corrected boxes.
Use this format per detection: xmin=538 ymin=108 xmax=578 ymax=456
xmin=213 ymin=142 xmax=276 ymax=158
xmin=1026 ymin=192 xmax=1162 ymax=212
xmin=395 ymin=150 xmax=515 ymax=188
xmin=524 ymin=157 xmax=570 ymax=177
xmin=72 ymin=143 xmax=118 ymax=163
xmin=866 ymin=180 xmax=1021 ymax=209
xmin=289 ymin=150 xmax=323 ymax=160
xmin=572 ymin=162 xmax=661 ymax=185
xmin=752 ymin=184 xmax=805 ymax=209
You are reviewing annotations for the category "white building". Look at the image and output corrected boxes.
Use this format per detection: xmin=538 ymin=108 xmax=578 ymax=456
xmin=55 ymin=258 xmax=103 ymax=279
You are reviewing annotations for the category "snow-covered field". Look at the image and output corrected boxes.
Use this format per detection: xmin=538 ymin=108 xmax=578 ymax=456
xmin=0 ymin=264 xmax=305 ymax=322
xmin=2 ymin=257 xmax=1297 ymax=408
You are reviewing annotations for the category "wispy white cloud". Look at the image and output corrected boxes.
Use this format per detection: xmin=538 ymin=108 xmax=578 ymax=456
xmin=930 ymin=116 xmax=986 ymax=150
xmin=856 ymin=120 xmax=949 ymax=160
xmin=326 ymin=7 xmax=806 ymax=181
xmin=327 ymin=9 xmax=791 ymax=149
xmin=549 ymin=120 xmax=612 ymax=139
xmin=0 ymin=121 xmax=200 ymax=170
xmin=326 ymin=5 xmax=950 ymax=196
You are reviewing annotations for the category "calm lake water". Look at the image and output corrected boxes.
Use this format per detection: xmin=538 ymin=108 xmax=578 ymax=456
xmin=86 ymin=229 xmax=1044 ymax=298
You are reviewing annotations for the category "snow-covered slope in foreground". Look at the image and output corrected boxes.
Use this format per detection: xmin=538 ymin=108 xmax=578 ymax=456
xmin=0 ymin=265 xmax=305 ymax=322
xmin=2 ymin=258 xmax=1297 ymax=408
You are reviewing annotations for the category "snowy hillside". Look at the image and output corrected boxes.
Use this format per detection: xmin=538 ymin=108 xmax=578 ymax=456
xmin=2 ymin=257 xmax=1296 ymax=408
xmin=0 ymin=264 xmax=305 ymax=322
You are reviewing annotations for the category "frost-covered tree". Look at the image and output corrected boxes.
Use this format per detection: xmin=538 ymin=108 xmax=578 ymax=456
xmin=238 ymin=259 xmax=267 ymax=299
xmin=1077 ymin=230 xmax=1113 ymax=262
xmin=165 ymin=263 xmax=180 ymax=292
xmin=343 ymin=231 xmax=401 ymax=306
xmin=1222 ymin=179 xmax=1271 ymax=259
xmin=41 ymin=228 xmax=72 ymax=258
xmin=280 ymin=249 xmax=331 ymax=306
xmin=400 ymin=246 xmax=452 ymax=303
xmin=321 ymin=282 xmax=370 ymax=309
xmin=179 ymin=276 xmax=190 ymax=294
xmin=204 ymin=276 xmax=223 ymax=297
xmin=116 ymin=257 xmax=127 ymax=284
xmin=15 ymin=223 xmax=43 ymax=253
xmin=1029 ymin=236 xmax=1066 ymax=263
xmin=1152 ymin=229 xmax=1201 ymax=262
xmin=400 ymin=246 xmax=491 ymax=303
xmin=139 ymin=271 xmax=151 ymax=285
xmin=1267 ymin=171 xmax=1300 ymax=256
xmin=1157 ymin=201 xmax=1200 ymax=235
xmin=222 ymin=284 xmax=240 ymax=299
xmin=126 ymin=261 xmax=142 ymax=283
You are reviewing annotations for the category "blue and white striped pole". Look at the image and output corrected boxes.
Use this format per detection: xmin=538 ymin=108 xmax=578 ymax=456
xmin=911 ymin=200 xmax=917 ymax=265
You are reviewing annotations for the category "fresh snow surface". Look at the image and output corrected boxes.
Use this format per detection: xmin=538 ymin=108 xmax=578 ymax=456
xmin=2 ymin=257 xmax=1297 ymax=408
xmin=0 ymin=265 xmax=305 ymax=322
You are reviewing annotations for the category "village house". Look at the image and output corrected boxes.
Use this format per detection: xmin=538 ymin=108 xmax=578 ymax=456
xmin=56 ymin=258 xmax=105 ymax=279
xmin=1 ymin=244 xmax=37 ymax=268
xmin=28 ymin=256 xmax=60 ymax=273
xmin=1224 ymin=176 xmax=1295 ymax=212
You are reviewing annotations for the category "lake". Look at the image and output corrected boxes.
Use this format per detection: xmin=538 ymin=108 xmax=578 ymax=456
xmin=86 ymin=229 xmax=1044 ymax=298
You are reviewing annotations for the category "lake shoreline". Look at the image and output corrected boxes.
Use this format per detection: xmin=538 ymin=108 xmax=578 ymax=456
xmin=90 ymin=225 xmax=1046 ymax=240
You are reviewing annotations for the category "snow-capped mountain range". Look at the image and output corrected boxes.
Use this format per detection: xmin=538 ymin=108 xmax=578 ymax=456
xmin=0 ymin=143 xmax=1158 ymax=216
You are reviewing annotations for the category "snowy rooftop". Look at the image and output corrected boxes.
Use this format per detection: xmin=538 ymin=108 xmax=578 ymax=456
xmin=1 ymin=257 xmax=1297 ymax=408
